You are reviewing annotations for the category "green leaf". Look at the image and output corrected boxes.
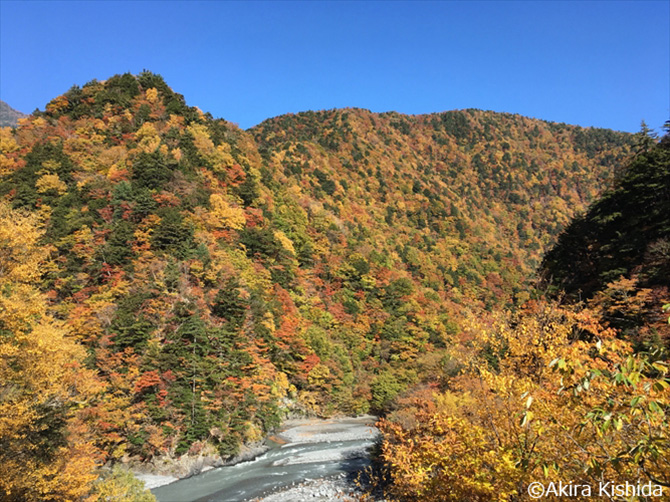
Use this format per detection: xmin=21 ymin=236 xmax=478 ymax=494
xmin=651 ymin=362 xmax=668 ymax=374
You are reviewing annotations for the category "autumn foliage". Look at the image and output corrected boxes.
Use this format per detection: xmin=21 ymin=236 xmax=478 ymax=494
xmin=0 ymin=72 xmax=660 ymax=499
xmin=376 ymin=132 xmax=669 ymax=501
xmin=0 ymin=202 xmax=100 ymax=501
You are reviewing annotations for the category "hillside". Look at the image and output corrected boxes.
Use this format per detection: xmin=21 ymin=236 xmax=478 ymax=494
xmin=0 ymin=72 xmax=638 ymax=499
xmin=0 ymin=100 xmax=27 ymax=127
xmin=252 ymin=108 xmax=633 ymax=309
xmin=375 ymin=128 xmax=670 ymax=501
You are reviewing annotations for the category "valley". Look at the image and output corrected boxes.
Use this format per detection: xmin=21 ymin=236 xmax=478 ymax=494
xmin=0 ymin=72 xmax=667 ymax=501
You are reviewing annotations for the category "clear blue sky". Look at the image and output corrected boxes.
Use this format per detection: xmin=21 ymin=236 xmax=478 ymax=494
xmin=1 ymin=1 xmax=668 ymax=132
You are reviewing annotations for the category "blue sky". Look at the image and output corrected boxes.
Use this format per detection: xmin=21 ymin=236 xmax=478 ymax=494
xmin=1 ymin=1 xmax=668 ymax=132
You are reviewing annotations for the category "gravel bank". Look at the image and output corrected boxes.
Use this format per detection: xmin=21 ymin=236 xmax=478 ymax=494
xmin=252 ymin=473 xmax=366 ymax=502
xmin=276 ymin=415 xmax=380 ymax=444
xmin=135 ymin=473 xmax=179 ymax=490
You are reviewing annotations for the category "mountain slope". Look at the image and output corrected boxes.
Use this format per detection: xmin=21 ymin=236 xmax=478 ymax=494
xmin=252 ymin=108 xmax=634 ymax=308
xmin=376 ymin=128 xmax=670 ymax=501
xmin=0 ymin=72 xmax=636 ymax=477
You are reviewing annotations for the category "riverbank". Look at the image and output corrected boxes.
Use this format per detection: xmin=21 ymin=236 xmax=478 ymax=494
xmin=133 ymin=441 xmax=270 ymax=490
xmin=134 ymin=473 xmax=179 ymax=490
xmin=276 ymin=415 xmax=378 ymax=444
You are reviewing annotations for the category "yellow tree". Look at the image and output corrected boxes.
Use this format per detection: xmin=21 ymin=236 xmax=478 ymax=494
xmin=378 ymin=302 xmax=670 ymax=501
xmin=0 ymin=202 xmax=100 ymax=501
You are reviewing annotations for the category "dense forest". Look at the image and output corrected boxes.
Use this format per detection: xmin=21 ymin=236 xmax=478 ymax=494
xmin=0 ymin=72 xmax=666 ymax=501
xmin=377 ymin=125 xmax=670 ymax=501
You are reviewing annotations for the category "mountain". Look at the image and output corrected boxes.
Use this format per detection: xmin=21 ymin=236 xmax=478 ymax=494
xmin=0 ymin=72 xmax=639 ymax=499
xmin=252 ymin=108 xmax=633 ymax=309
xmin=0 ymin=100 xmax=26 ymax=126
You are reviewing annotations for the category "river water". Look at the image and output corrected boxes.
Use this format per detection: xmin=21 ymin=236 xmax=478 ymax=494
xmin=151 ymin=416 xmax=379 ymax=502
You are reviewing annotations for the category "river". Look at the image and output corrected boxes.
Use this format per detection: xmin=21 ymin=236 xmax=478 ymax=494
xmin=151 ymin=415 xmax=380 ymax=502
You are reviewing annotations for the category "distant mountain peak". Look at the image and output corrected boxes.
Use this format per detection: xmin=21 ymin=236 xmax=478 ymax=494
xmin=0 ymin=100 xmax=27 ymax=127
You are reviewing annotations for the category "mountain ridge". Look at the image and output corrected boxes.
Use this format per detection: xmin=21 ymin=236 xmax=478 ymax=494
xmin=251 ymin=105 xmax=632 ymax=136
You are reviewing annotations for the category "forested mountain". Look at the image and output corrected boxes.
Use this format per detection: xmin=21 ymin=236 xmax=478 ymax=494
xmin=0 ymin=72 xmax=645 ymax=500
xmin=252 ymin=108 xmax=633 ymax=309
xmin=0 ymin=100 xmax=27 ymax=127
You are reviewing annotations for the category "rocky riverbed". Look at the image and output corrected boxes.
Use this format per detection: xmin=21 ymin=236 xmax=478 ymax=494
xmin=149 ymin=415 xmax=381 ymax=502
xmin=252 ymin=473 xmax=367 ymax=501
